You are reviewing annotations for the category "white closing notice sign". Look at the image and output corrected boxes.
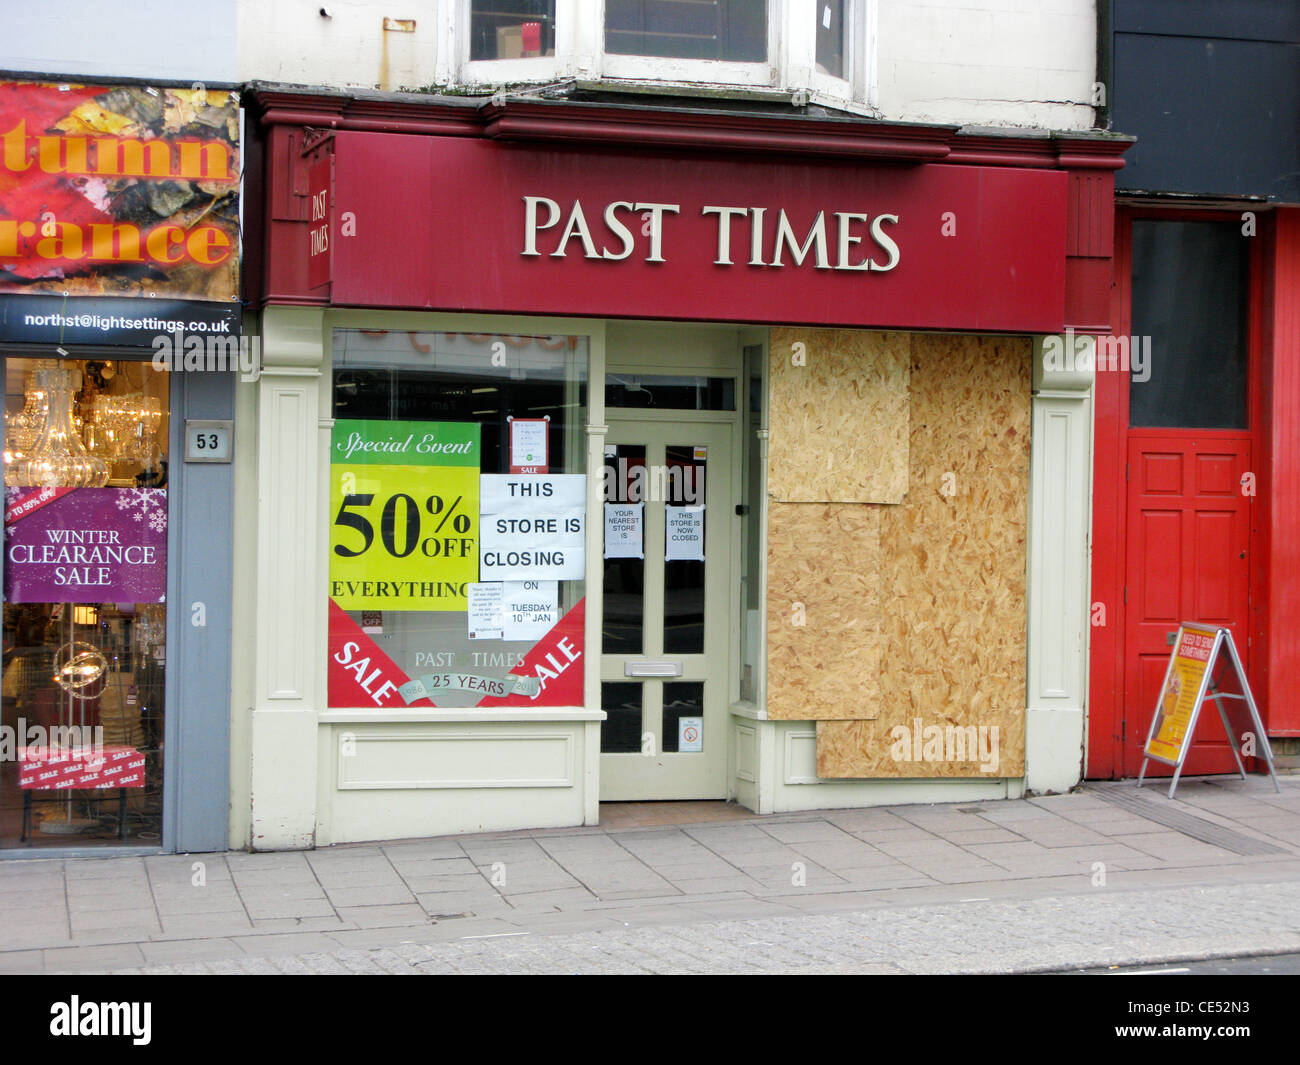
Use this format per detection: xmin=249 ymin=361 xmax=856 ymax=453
xmin=665 ymin=505 xmax=704 ymax=561
xmin=480 ymin=474 xmax=586 ymax=581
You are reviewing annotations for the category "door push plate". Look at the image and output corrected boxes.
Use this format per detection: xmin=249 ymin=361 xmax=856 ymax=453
xmin=625 ymin=661 xmax=683 ymax=678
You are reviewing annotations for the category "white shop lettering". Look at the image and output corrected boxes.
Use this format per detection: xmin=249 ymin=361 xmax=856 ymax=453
xmin=522 ymin=197 xmax=901 ymax=272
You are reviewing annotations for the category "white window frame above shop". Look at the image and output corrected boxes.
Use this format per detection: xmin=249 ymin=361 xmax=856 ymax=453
xmin=452 ymin=0 xmax=878 ymax=110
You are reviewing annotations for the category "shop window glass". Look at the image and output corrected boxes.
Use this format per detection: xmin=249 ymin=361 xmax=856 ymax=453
xmin=329 ymin=330 xmax=588 ymax=711
xmin=605 ymin=0 xmax=767 ymax=62
xmin=1129 ymin=220 xmax=1248 ymax=430
xmin=606 ymin=374 xmax=735 ymax=411
xmin=600 ymin=681 xmax=642 ymax=753
xmin=469 ymin=1 xmax=556 ymax=60
xmin=602 ymin=443 xmax=645 ymax=654
xmin=2 ymin=356 xmax=169 ymax=849
xmin=662 ymin=444 xmax=705 ymax=655
xmin=816 ymin=1 xmax=848 ymax=80
xmin=661 ymin=681 xmax=702 ymax=752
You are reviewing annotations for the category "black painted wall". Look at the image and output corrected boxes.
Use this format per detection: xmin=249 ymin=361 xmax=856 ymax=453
xmin=1107 ymin=0 xmax=1299 ymax=201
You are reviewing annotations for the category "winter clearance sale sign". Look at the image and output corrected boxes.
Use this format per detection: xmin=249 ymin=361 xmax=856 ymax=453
xmin=4 ymin=486 xmax=167 ymax=603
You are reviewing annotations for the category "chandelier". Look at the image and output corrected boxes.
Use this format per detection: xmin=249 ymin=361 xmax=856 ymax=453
xmin=6 ymin=363 xmax=110 ymax=488
xmin=85 ymin=392 xmax=163 ymax=466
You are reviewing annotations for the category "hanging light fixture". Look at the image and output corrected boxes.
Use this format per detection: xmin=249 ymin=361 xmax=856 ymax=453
xmin=7 ymin=364 xmax=110 ymax=488
xmin=3 ymin=360 xmax=55 ymax=471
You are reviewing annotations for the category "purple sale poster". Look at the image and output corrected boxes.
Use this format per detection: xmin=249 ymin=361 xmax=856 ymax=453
xmin=4 ymin=487 xmax=167 ymax=604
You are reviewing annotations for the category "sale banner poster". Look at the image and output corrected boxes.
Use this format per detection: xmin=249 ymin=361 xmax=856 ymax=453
xmin=4 ymin=487 xmax=167 ymax=603
xmin=1145 ymin=626 xmax=1215 ymax=764
xmin=329 ymin=420 xmax=480 ymax=611
xmin=328 ymin=596 xmax=586 ymax=709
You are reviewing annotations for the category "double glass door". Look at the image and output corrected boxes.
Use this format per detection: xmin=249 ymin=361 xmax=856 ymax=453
xmin=600 ymin=416 xmax=732 ymax=800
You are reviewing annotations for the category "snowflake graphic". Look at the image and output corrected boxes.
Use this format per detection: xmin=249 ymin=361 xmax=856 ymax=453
xmin=110 ymin=488 xmax=166 ymax=532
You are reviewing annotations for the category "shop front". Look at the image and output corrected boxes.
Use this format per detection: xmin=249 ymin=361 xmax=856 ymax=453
xmin=240 ymin=86 xmax=1129 ymax=848
xmin=0 ymin=79 xmax=239 ymax=855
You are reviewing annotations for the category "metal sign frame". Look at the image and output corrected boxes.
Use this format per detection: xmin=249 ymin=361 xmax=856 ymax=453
xmin=1137 ymin=623 xmax=1281 ymax=799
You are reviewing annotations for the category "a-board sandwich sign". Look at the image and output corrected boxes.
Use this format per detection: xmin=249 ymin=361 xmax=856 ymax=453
xmin=1138 ymin=622 xmax=1280 ymax=799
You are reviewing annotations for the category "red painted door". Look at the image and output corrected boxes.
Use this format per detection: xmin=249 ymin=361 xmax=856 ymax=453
xmin=1123 ymin=432 xmax=1251 ymax=776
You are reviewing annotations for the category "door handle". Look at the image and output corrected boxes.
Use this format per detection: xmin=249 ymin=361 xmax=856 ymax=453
xmin=1166 ymin=631 xmax=1178 ymax=646
xmin=625 ymin=661 xmax=683 ymax=678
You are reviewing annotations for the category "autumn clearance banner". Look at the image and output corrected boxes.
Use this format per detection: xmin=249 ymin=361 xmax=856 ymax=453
xmin=0 ymin=81 xmax=240 ymax=341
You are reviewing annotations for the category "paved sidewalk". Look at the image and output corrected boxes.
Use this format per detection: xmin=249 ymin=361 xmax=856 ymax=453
xmin=1 ymin=777 xmax=1298 ymax=974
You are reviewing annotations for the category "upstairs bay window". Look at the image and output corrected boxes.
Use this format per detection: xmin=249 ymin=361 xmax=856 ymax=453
xmin=460 ymin=1 xmax=874 ymax=109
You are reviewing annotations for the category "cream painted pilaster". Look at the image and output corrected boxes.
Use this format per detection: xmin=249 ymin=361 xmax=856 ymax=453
xmin=583 ymin=421 xmax=607 ymax=825
xmin=1026 ymin=334 xmax=1095 ymax=794
xmin=249 ymin=306 xmax=326 ymax=850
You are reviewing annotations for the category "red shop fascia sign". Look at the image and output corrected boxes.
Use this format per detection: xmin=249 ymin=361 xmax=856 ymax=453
xmin=247 ymin=91 xmax=1131 ymax=333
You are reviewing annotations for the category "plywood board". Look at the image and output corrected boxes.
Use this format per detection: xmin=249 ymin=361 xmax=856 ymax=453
xmin=768 ymin=327 xmax=909 ymax=503
xmin=816 ymin=334 xmax=1031 ymax=777
xmin=766 ymin=502 xmax=881 ymax=720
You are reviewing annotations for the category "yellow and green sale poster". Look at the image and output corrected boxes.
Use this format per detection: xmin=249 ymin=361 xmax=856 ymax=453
xmin=328 ymin=420 xmax=480 ymax=611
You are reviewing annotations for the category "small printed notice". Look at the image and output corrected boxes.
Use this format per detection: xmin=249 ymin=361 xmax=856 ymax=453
xmin=468 ymin=580 xmax=559 ymax=641
xmin=665 ymin=505 xmax=705 ymax=561
xmin=502 ymin=580 xmax=559 ymax=642
xmin=467 ymin=582 xmax=505 ymax=640
xmin=604 ymin=502 xmax=644 ymax=559
xmin=678 ymin=717 xmax=703 ymax=752
xmin=509 ymin=417 xmax=549 ymax=474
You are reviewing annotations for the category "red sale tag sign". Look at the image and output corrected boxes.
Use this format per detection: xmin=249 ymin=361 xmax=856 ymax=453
xmin=477 ymin=598 xmax=585 ymax=707
xmin=328 ymin=598 xmax=426 ymax=707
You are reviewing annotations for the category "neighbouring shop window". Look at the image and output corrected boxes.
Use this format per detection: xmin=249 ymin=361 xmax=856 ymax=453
xmin=328 ymin=330 xmax=588 ymax=710
xmin=739 ymin=344 xmax=764 ymax=703
xmin=605 ymin=0 xmax=767 ymax=61
xmin=1 ymin=356 xmax=169 ymax=849
xmin=469 ymin=1 xmax=556 ymax=60
xmin=1129 ymin=220 xmax=1248 ymax=430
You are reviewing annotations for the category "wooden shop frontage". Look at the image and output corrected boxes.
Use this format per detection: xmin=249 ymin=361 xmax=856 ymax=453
xmin=236 ymin=84 xmax=1130 ymax=847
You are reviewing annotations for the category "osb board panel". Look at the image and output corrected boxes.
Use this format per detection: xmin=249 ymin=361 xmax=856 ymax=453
xmin=768 ymin=327 xmax=909 ymax=503
xmin=765 ymin=502 xmax=881 ymax=720
xmin=816 ymin=334 xmax=1031 ymax=777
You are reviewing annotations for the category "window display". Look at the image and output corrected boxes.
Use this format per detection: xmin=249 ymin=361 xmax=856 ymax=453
xmin=328 ymin=330 xmax=588 ymax=710
xmin=1 ymin=356 xmax=169 ymax=847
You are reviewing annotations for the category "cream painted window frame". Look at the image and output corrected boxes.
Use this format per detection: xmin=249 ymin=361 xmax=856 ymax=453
xmin=453 ymin=0 xmax=878 ymax=110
